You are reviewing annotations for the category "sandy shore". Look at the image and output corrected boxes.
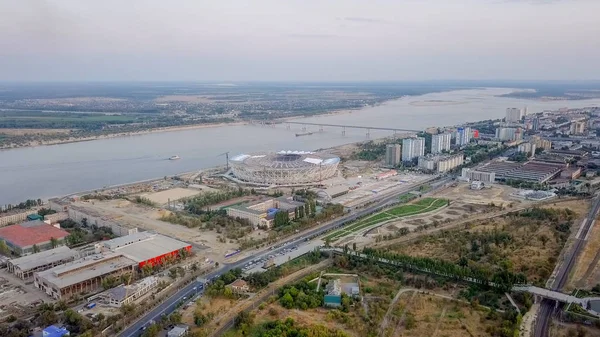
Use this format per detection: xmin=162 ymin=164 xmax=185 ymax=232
xmin=0 ymin=121 xmax=247 ymax=150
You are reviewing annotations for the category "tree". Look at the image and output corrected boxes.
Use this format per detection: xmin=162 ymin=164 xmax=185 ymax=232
xmin=32 ymin=244 xmax=40 ymax=253
xmin=0 ymin=240 xmax=10 ymax=256
xmin=352 ymin=242 xmax=357 ymax=252
xmin=81 ymin=217 xmax=88 ymax=227
xmin=141 ymin=264 xmax=154 ymax=277
xmin=50 ymin=237 xmax=58 ymax=249
xmin=280 ymin=292 xmax=294 ymax=308
xmin=539 ymin=235 xmax=549 ymax=248
xmin=169 ymin=311 xmax=182 ymax=324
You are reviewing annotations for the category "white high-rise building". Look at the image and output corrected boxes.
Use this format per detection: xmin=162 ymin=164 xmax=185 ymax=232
xmin=456 ymin=127 xmax=471 ymax=147
xmin=506 ymin=108 xmax=525 ymax=123
xmin=431 ymin=133 xmax=451 ymax=154
xmin=402 ymin=137 xmax=425 ymax=162
xmin=385 ymin=144 xmax=402 ymax=167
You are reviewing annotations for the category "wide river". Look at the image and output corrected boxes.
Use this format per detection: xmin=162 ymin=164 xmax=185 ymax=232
xmin=2 ymin=87 xmax=600 ymax=206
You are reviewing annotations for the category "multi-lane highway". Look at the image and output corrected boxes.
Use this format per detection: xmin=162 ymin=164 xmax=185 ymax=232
xmin=534 ymin=193 xmax=600 ymax=337
xmin=119 ymin=176 xmax=450 ymax=337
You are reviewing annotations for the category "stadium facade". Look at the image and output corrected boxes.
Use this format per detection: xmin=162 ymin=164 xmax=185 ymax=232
xmin=230 ymin=151 xmax=340 ymax=186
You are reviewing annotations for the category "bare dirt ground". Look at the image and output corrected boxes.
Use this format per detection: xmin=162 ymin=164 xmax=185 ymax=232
xmin=0 ymin=273 xmax=52 ymax=319
xmin=254 ymin=303 xmax=359 ymax=336
xmin=433 ymin=183 xmax=524 ymax=206
xmin=72 ymin=200 xmax=238 ymax=262
xmin=549 ymin=321 xmax=600 ymax=337
xmin=139 ymin=187 xmax=203 ymax=205
xmin=385 ymin=292 xmax=500 ymax=337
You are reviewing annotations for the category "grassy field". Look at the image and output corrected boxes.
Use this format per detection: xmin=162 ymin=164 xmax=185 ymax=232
xmin=387 ymin=207 xmax=578 ymax=286
xmin=325 ymin=198 xmax=448 ymax=241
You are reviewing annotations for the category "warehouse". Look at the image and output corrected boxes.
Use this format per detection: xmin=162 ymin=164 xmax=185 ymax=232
xmin=7 ymin=246 xmax=79 ymax=280
xmin=0 ymin=220 xmax=70 ymax=256
xmin=34 ymin=252 xmax=137 ymax=300
xmin=102 ymin=232 xmax=192 ymax=268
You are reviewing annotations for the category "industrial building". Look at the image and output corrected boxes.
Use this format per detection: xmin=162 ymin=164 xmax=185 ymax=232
xmin=226 ymin=196 xmax=304 ymax=228
xmin=385 ymin=144 xmax=402 ymax=167
xmin=401 ymin=137 xmax=425 ymax=162
xmin=34 ymin=252 xmax=137 ymax=300
xmin=476 ymin=160 xmax=563 ymax=183
xmin=431 ymin=133 xmax=451 ymax=154
xmin=7 ymin=246 xmax=79 ymax=280
xmin=102 ymin=231 xmax=192 ymax=268
xmin=0 ymin=220 xmax=70 ymax=256
xmin=94 ymin=276 xmax=158 ymax=307
xmin=461 ymin=168 xmax=496 ymax=183
xmin=455 ymin=127 xmax=471 ymax=146
xmin=229 ymin=151 xmax=340 ymax=186
xmin=418 ymin=154 xmax=464 ymax=173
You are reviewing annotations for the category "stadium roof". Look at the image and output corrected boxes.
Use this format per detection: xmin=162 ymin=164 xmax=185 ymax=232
xmin=0 ymin=221 xmax=70 ymax=248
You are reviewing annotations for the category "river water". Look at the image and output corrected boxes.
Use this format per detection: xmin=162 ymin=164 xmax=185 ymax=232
xmin=2 ymin=88 xmax=600 ymax=205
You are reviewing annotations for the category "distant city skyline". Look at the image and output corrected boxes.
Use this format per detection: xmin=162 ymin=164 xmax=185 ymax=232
xmin=1 ymin=0 xmax=600 ymax=81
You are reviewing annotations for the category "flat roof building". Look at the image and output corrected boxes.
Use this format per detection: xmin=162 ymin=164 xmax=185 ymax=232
xmin=226 ymin=196 xmax=304 ymax=228
xmin=94 ymin=276 xmax=158 ymax=307
xmin=7 ymin=246 xmax=79 ymax=280
xmin=0 ymin=220 xmax=70 ymax=256
xmin=102 ymin=232 xmax=192 ymax=268
xmin=34 ymin=252 xmax=137 ymax=300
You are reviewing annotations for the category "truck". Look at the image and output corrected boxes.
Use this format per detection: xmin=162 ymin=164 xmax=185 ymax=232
xmin=263 ymin=258 xmax=276 ymax=269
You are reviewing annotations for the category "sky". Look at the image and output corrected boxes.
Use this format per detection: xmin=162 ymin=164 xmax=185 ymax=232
xmin=1 ymin=0 xmax=599 ymax=82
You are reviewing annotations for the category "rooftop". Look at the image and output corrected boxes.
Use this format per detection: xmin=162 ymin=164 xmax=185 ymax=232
xmin=104 ymin=232 xmax=191 ymax=263
xmin=0 ymin=220 xmax=70 ymax=248
xmin=9 ymin=246 xmax=78 ymax=271
xmin=36 ymin=252 xmax=137 ymax=289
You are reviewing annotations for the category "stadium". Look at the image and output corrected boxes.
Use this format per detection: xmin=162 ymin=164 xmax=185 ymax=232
xmin=229 ymin=151 xmax=340 ymax=186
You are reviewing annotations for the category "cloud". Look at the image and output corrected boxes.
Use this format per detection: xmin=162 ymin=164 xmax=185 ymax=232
xmin=341 ymin=17 xmax=387 ymax=24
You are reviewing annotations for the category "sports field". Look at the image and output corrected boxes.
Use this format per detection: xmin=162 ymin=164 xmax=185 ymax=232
xmin=324 ymin=197 xmax=448 ymax=241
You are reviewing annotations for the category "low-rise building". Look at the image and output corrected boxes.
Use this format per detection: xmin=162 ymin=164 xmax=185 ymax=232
xmin=560 ymin=168 xmax=582 ymax=180
xmin=0 ymin=220 xmax=70 ymax=256
xmin=7 ymin=246 xmax=79 ymax=280
xmin=42 ymin=325 xmax=70 ymax=337
xmin=228 ymin=279 xmax=249 ymax=293
xmin=471 ymin=181 xmax=485 ymax=190
xmin=0 ymin=209 xmax=39 ymax=227
xmin=43 ymin=212 xmax=69 ymax=224
xmin=324 ymin=279 xmax=342 ymax=308
xmin=34 ymin=252 xmax=137 ymax=300
xmin=461 ymin=168 xmax=496 ymax=183
xmin=167 ymin=325 xmax=190 ymax=337
xmin=226 ymin=196 xmax=304 ymax=228
xmin=94 ymin=276 xmax=158 ymax=307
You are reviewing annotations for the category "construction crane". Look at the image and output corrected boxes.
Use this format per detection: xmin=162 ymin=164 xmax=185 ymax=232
xmin=218 ymin=151 xmax=230 ymax=170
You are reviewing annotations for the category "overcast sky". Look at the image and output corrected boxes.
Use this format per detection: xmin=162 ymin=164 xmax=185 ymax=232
xmin=1 ymin=0 xmax=599 ymax=81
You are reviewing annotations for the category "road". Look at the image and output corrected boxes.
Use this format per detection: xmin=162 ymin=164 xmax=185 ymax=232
xmin=119 ymin=176 xmax=451 ymax=337
xmin=534 ymin=194 xmax=600 ymax=337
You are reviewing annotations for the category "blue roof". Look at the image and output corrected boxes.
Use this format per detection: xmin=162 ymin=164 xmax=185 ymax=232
xmin=43 ymin=325 xmax=69 ymax=337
